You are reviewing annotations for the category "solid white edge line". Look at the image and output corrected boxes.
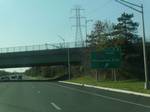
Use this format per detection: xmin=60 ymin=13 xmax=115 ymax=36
xmin=59 ymin=81 xmax=150 ymax=98
xmin=55 ymin=82 xmax=150 ymax=109
xmin=51 ymin=102 xmax=61 ymax=110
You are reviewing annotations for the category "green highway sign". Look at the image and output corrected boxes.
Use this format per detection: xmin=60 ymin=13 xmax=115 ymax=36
xmin=91 ymin=47 xmax=121 ymax=69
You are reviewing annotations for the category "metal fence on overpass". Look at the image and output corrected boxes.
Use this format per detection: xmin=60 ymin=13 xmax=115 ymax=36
xmin=0 ymin=41 xmax=85 ymax=53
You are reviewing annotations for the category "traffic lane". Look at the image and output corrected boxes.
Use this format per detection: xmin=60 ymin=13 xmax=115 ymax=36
xmin=57 ymin=82 xmax=150 ymax=106
xmin=0 ymin=82 xmax=41 ymax=112
xmin=0 ymin=82 xmax=57 ymax=112
xmin=0 ymin=82 xmax=150 ymax=112
xmin=33 ymin=82 xmax=150 ymax=112
xmin=53 ymin=82 xmax=150 ymax=112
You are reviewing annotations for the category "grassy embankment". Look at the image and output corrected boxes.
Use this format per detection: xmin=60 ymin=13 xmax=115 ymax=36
xmin=68 ymin=75 xmax=150 ymax=94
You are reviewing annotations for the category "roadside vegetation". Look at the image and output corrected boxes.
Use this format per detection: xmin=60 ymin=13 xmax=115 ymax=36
xmin=69 ymin=75 xmax=150 ymax=94
xmin=84 ymin=12 xmax=148 ymax=81
xmin=25 ymin=66 xmax=68 ymax=80
xmin=0 ymin=70 xmax=22 ymax=77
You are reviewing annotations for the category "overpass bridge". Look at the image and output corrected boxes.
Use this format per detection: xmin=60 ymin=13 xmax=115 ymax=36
xmin=0 ymin=42 xmax=85 ymax=68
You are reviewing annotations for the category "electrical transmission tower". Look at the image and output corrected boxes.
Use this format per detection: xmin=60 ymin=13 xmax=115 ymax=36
xmin=70 ymin=6 xmax=85 ymax=47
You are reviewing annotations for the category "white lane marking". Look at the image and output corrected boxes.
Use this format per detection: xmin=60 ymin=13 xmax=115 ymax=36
xmin=51 ymin=102 xmax=61 ymax=110
xmin=52 ymin=83 xmax=150 ymax=109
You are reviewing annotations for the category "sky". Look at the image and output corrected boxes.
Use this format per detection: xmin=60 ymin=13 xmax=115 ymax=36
xmin=0 ymin=0 xmax=149 ymax=72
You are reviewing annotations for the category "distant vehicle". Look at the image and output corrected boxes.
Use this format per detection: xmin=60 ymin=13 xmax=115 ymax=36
xmin=10 ymin=74 xmax=23 ymax=80
xmin=18 ymin=75 xmax=22 ymax=80
xmin=10 ymin=75 xmax=17 ymax=80
xmin=0 ymin=76 xmax=10 ymax=81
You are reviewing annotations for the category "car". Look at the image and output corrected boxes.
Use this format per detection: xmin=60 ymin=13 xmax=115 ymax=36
xmin=18 ymin=75 xmax=22 ymax=80
xmin=0 ymin=76 xmax=10 ymax=81
xmin=10 ymin=75 xmax=17 ymax=80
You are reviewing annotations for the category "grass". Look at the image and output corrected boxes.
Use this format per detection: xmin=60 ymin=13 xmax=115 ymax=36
xmin=68 ymin=75 xmax=150 ymax=94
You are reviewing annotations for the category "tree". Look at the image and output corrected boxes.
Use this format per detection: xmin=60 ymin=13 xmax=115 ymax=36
xmin=112 ymin=12 xmax=139 ymax=44
xmin=87 ymin=20 xmax=114 ymax=50
xmin=25 ymin=67 xmax=41 ymax=77
xmin=111 ymin=12 xmax=144 ymax=80
xmin=111 ymin=12 xmax=139 ymax=57
xmin=85 ymin=21 xmax=115 ymax=80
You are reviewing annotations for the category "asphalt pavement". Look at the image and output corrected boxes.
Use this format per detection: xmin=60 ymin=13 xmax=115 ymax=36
xmin=0 ymin=81 xmax=150 ymax=112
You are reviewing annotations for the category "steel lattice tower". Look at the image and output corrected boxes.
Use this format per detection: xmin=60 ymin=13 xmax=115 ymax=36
xmin=71 ymin=6 xmax=85 ymax=47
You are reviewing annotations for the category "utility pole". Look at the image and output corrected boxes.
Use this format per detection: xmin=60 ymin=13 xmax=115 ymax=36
xmin=68 ymin=47 xmax=71 ymax=80
xmin=70 ymin=6 xmax=85 ymax=47
xmin=141 ymin=4 xmax=149 ymax=89
xmin=115 ymin=0 xmax=150 ymax=89
xmin=58 ymin=35 xmax=71 ymax=80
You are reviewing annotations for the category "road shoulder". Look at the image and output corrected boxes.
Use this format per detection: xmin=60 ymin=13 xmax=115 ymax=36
xmin=59 ymin=81 xmax=150 ymax=98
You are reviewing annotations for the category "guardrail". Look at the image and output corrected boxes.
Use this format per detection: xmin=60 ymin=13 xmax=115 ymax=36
xmin=0 ymin=41 xmax=85 ymax=53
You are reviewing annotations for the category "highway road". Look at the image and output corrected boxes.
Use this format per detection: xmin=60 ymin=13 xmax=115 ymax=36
xmin=0 ymin=82 xmax=150 ymax=112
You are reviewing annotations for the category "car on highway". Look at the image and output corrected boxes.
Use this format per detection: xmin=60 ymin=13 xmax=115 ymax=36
xmin=18 ymin=75 xmax=23 ymax=80
xmin=10 ymin=74 xmax=23 ymax=80
xmin=0 ymin=76 xmax=10 ymax=81
xmin=10 ymin=75 xmax=17 ymax=80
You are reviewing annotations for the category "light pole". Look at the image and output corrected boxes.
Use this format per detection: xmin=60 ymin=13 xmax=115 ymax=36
xmin=58 ymin=35 xmax=65 ymax=48
xmin=115 ymin=0 xmax=150 ymax=89
xmin=67 ymin=47 xmax=71 ymax=80
xmin=85 ymin=19 xmax=93 ymax=47
xmin=58 ymin=35 xmax=71 ymax=80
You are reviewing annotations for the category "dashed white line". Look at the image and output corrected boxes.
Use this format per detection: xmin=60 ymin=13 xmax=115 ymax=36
xmin=51 ymin=102 xmax=62 ymax=110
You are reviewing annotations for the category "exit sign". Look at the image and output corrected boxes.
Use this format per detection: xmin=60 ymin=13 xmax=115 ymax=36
xmin=91 ymin=47 xmax=121 ymax=69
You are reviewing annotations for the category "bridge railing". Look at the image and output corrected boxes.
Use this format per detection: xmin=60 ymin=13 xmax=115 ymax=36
xmin=0 ymin=41 xmax=85 ymax=53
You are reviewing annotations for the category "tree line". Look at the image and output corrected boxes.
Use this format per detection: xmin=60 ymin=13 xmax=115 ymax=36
xmin=25 ymin=66 xmax=67 ymax=78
